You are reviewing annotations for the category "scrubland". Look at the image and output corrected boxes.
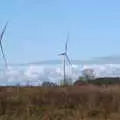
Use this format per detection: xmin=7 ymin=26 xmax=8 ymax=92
xmin=0 ymin=85 xmax=119 ymax=120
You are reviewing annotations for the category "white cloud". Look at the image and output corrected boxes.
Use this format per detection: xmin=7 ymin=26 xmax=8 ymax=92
xmin=0 ymin=64 xmax=120 ymax=85
xmin=24 ymin=65 xmax=45 ymax=79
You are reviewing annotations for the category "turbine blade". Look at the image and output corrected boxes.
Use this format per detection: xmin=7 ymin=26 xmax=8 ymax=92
xmin=0 ymin=22 xmax=8 ymax=68
xmin=65 ymin=33 xmax=69 ymax=52
xmin=0 ymin=43 xmax=7 ymax=67
xmin=65 ymin=53 xmax=72 ymax=66
xmin=0 ymin=22 xmax=8 ymax=42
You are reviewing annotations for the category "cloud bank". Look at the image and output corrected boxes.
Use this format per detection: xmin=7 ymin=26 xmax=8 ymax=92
xmin=0 ymin=63 xmax=120 ymax=86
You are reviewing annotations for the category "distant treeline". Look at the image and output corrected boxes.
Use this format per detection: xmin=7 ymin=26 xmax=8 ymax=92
xmin=74 ymin=77 xmax=120 ymax=85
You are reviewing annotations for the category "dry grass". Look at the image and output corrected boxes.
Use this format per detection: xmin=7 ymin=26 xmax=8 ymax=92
xmin=0 ymin=85 xmax=120 ymax=119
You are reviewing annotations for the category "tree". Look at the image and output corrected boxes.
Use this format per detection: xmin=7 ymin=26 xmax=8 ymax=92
xmin=82 ymin=68 xmax=95 ymax=81
xmin=41 ymin=81 xmax=58 ymax=87
xmin=73 ymin=76 xmax=88 ymax=86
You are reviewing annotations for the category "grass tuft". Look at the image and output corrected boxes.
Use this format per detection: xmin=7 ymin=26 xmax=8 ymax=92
xmin=0 ymin=85 xmax=119 ymax=119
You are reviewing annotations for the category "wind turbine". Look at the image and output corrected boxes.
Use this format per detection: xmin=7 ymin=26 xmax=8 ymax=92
xmin=58 ymin=33 xmax=72 ymax=85
xmin=0 ymin=22 xmax=8 ymax=69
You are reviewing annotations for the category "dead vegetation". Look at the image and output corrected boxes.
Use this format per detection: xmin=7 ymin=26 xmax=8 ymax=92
xmin=0 ymin=85 xmax=119 ymax=119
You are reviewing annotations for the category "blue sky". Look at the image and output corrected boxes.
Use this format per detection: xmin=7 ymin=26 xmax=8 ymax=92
xmin=0 ymin=0 xmax=120 ymax=64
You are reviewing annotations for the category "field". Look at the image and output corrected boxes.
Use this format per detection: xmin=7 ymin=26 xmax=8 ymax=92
xmin=0 ymin=85 xmax=120 ymax=120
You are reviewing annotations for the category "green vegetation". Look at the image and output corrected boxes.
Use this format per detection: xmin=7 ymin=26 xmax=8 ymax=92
xmin=74 ymin=68 xmax=120 ymax=86
xmin=75 ymin=77 xmax=120 ymax=86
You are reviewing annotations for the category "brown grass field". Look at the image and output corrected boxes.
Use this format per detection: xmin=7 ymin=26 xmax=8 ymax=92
xmin=0 ymin=85 xmax=120 ymax=120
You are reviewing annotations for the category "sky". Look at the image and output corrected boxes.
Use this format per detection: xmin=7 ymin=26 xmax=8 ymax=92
xmin=0 ymin=0 xmax=120 ymax=64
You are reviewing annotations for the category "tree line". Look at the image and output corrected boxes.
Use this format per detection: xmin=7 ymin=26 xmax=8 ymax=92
xmin=41 ymin=68 xmax=120 ymax=87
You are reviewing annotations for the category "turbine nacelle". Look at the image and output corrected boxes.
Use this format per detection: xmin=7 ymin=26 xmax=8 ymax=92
xmin=58 ymin=52 xmax=66 ymax=56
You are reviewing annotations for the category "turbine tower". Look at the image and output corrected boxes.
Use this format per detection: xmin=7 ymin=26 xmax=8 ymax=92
xmin=0 ymin=22 xmax=8 ymax=69
xmin=58 ymin=33 xmax=72 ymax=85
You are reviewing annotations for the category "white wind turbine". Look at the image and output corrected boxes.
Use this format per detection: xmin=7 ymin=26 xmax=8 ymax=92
xmin=58 ymin=33 xmax=72 ymax=85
